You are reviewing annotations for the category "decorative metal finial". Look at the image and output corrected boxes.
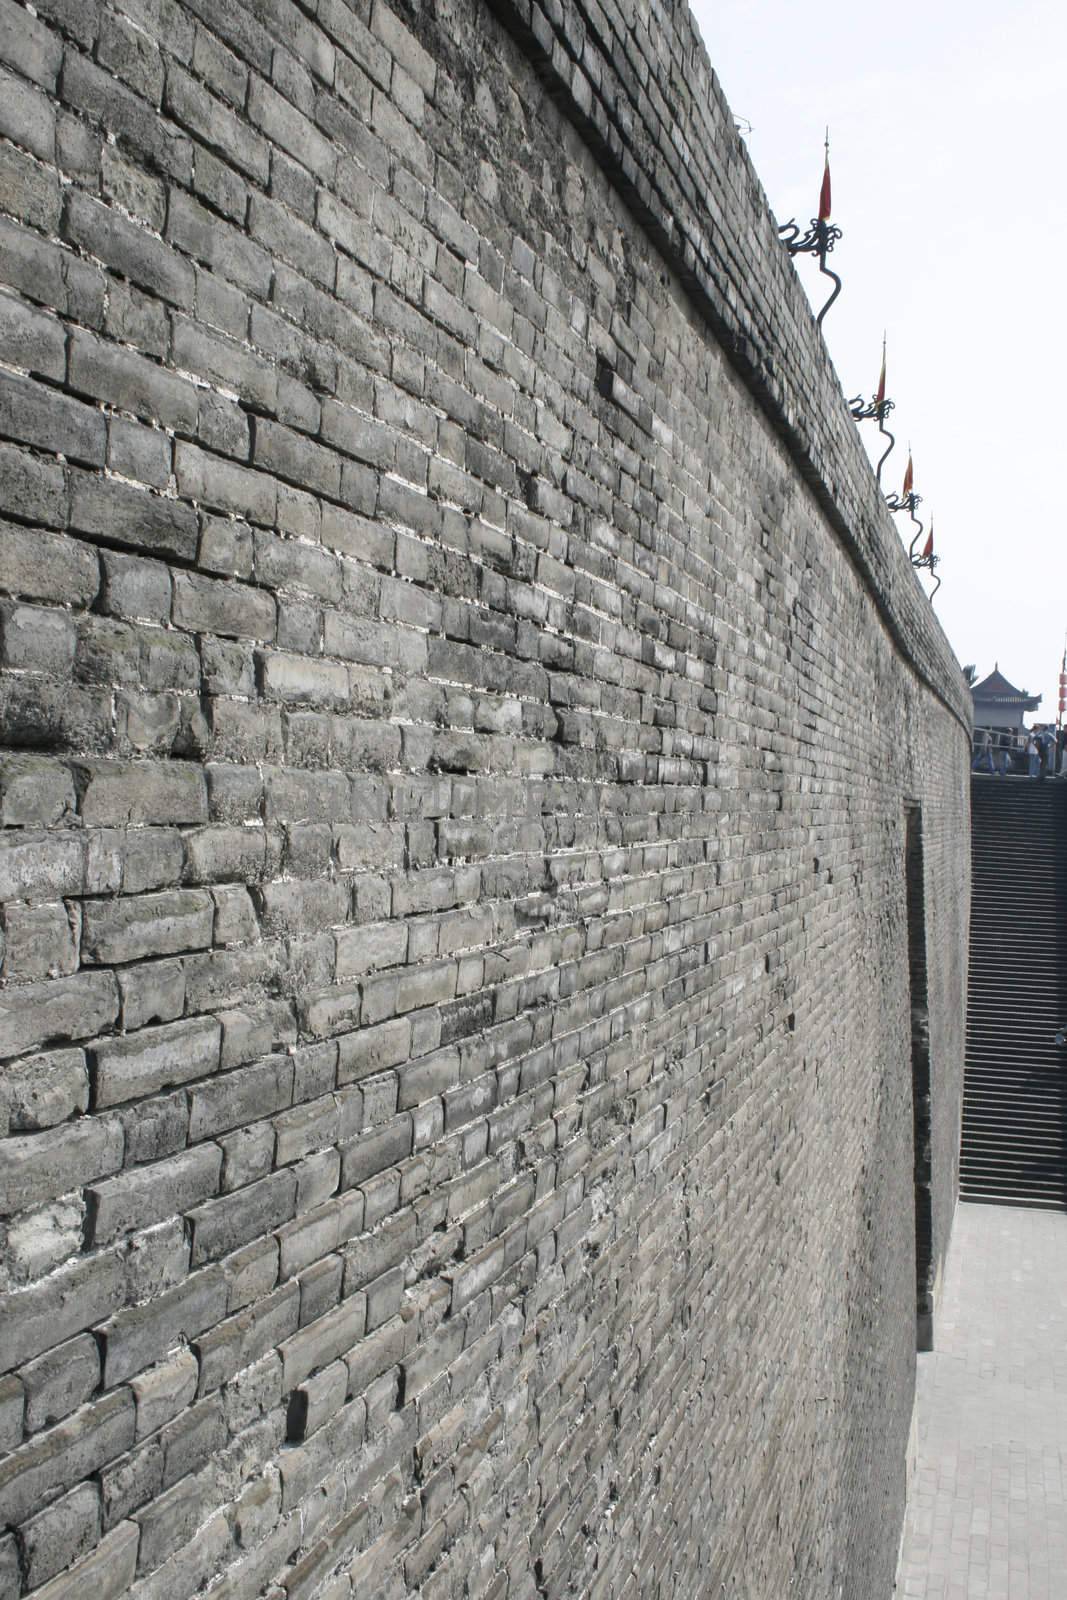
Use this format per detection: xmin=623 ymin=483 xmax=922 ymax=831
xmin=848 ymin=334 xmax=896 ymax=484
xmin=911 ymin=519 xmax=940 ymax=597
xmin=885 ymin=447 xmax=925 ymax=554
xmin=778 ymin=129 xmax=843 ymax=327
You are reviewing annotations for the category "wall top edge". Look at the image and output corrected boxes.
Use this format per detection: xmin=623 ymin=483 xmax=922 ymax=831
xmin=483 ymin=0 xmax=972 ymax=734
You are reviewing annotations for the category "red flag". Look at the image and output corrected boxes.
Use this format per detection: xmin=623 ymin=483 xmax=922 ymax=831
xmin=875 ymin=337 xmax=886 ymax=406
xmin=922 ymin=527 xmax=933 ymax=560
xmin=903 ymin=451 xmax=914 ymax=496
xmin=818 ymin=144 xmax=832 ymax=222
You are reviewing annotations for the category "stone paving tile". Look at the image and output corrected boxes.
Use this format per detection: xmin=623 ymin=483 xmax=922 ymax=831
xmin=896 ymin=1202 xmax=1067 ymax=1597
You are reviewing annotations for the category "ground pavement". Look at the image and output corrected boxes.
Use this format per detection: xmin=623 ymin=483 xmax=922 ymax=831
xmin=896 ymin=1202 xmax=1067 ymax=1598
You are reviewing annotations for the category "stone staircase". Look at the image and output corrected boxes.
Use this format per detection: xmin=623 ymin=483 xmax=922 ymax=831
xmin=961 ymin=776 xmax=1067 ymax=1208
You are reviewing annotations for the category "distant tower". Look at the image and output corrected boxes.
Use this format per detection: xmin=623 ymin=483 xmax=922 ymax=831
xmin=970 ymin=667 xmax=1041 ymax=733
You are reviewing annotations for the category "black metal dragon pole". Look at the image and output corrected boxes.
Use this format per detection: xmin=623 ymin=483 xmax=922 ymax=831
xmin=849 ymin=334 xmax=896 ymax=484
xmin=778 ymin=131 xmax=843 ymax=328
xmin=911 ymin=520 xmax=940 ymax=597
xmin=885 ymin=449 xmax=925 ymax=555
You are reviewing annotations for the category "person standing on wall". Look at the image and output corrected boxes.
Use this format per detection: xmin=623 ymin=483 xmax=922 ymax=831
xmin=1027 ymin=733 xmax=1041 ymax=777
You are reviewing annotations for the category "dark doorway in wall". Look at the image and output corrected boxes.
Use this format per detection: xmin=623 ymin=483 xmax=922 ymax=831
xmin=905 ymin=804 xmax=935 ymax=1351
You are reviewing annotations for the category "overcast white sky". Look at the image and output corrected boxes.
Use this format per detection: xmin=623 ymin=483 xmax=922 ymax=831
xmin=688 ymin=0 xmax=1067 ymax=723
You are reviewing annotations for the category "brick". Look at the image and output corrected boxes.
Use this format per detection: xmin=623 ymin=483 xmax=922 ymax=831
xmin=87 ymin=1145 xmax=223 ymax=1246
xmin=0 ymin=1390 xmax=134 ymax=1527
xmin=0 ymin=971 xmax=119 ymax=1060
xmin=339 ymin=1116 xmax=412 ymax=1190
xmin=118 ymin=959 xmax=186 ymax=1032
xmin=188 ymin=1056 xmax=293 ymax=1142
xmin=0 ymin=59 xmax=54 ymax=160
xmin=2 ymin=1249 xmax=125 ymax=1371
xmin=0 ymin=1116 xmax=123 ymax=1215
xmin=168 ymin=191 xmax=272 ymax=299
xmin=1 ymin=899 xmax=78 ymax=982
xmin=189 ymin=1170 xmax=297 ymax=1266
xmin=100 ymin=552 xmax=172 ymax=626
xmin=285 ymin=1358 xmax=346 ymax=1442
xmin=158 ymin=1392 xmax=226 ymax=1487
xmin=122 ymin=833 xmax=185 ymax=894
xmin=0 ymin=369 xmax=105 ymax=468
xmin=0 ymin=7 xmax=974 ymax=1599
xmin=0 ymin=833 xmax=83 ymax=903
xmin=175 ymin=441 xmax=278 ymax=526
xmin=3 ymin=1047 xmax=88 ymax=1132
xmin=0 ymin=288 xmax=66 ymax=379
xmin=21 ymin=1519 xmax=138 ymax=1600
xmin=0 ymin=600 xmax=76 ymax=677
xmin=100 ymin=1267 xmax=227 ymax=1388
xmin=81 ymin=890 xmax=213 ymax=965
xmin=0 ymin=439 xmax=68 ymax=527
xmin=70 ymin=476 xmax=199 ymax=562
xmin=335 ymin=920 xmax=408 ymax=979
xmin=20 ymin=1481 xmax=101 ymax=1588
xmin=0 ymin=0 xmax=63 ymax=88
xmin=194 ymin=1280 xmax=297 ymax=1392
xmin=130 ymin=1349 xmax=198 ymax=1441
xmin=173 ymin=571 xmax=276 ymax=641
xmin=64 ymin=191 xmax=193 ymax=306
xmin=164 ymin=62 xmax=269 ymax=183
xmin=278 ymin=1291 xmax=367 ymax=1390
xmin=69 ymin=329 xmax=199 ymax=434
xmin=76 ymin=761 xmax=207 ymax=826
xmin=90 ymin=1017 xmax=221 ymax=1109
xmin=20 ymin=1336 xmax=99 ymax=1436
xmin=0 ymin=1375 xmax=22 ymax=1452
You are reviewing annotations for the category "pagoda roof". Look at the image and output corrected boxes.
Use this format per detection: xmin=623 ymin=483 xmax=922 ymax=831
xmin=971 ymin=666 xmax=1041 ymax=709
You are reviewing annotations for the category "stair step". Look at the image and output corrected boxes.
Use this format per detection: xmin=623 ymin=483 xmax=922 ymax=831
xmin=960 ymin=774 xmax=1067 ymax=1208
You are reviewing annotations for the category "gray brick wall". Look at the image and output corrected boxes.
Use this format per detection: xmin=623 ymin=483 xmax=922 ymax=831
xmin=0 ymin=0 xmax=968 ymax=1597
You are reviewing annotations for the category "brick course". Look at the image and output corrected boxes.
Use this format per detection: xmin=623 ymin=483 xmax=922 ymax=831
xmin=0 ymin=0 xmax=968 ymax=1596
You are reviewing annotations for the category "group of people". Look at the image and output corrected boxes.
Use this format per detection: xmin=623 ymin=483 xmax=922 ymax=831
xmin=972 ymin=724 xmax=1066 ymax=778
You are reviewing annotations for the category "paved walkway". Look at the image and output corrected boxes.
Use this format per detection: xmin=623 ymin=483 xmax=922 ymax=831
xmin=896 ymin=1202 xmax=1067 ymax=1599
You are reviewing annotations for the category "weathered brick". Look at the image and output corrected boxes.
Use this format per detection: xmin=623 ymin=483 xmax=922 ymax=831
xmin=173 ymin=571 xmax=277 ymax=641
xmin=0 ymin=1390 xmax=134 ymax=1527
xmin=189 ymin=1170 xmax=298 ymax=1266
xmin=87 ymin=1145 xmax=223 ymax=1246
xmin=69 ymin=328 xmax=199 ymax=434
xmin=19 ymin=1480 xmax=101 ymax=1588
xmin=175 ymin=441 xmax=278 ymax=525
xmin=117 ymin=958 xmax=187 ymax=1032
xmin=0 ymin=369 xmax=105 ymax=468
xmin=1 ymin=899 xmax=78 ymax=982
xmin=100 ymin=1268 xmax=227 ymax=1388
xmin=2 ymin=1047 xmax=88 ymax=1132
xmin=129 ymin=1349 xmax=198 ymax=1442
xmin=90 ymin=1017 xmax=221 ymax=1109
xmin=0 ymin=0 xmax=63 ymax=87
xmin=76 ymin=761 xmax=207 ymax=826
xmin=278 ymin=1290 xmax=367 ymax=1390
xmin=0 ymin=7 xmax=973 ymax=1600
xmin=188 ymin=1056 xmax=293 ymax=1142
xmin=81 ymin=890 xmax=213 ymax=966
xmin=0 ymin=440 xmax=68 ymax=529
xmin=0 ymin=1115 xmax=122 ymax=1216
xmin=0 ymin=1375 xmax=22 ymax=1452
xmin=0 ymin=971 xmax=119 ymax=1060
xmin=0 ymin=528 xmax=96 ymax=617
xmin=21 ymin=1336 xmax=101 ymax=1436
xmin=21 ymin=1519 xmax=138 ymax=1600
xmin=64 ymin=191 xmax=194 ymax=306
xmin=2 ymin=1249 xmax=125 ymax=1371
xmin=70 ymin=476 xmax=199 ymax=563
xmin=0 ymin=288 xmax=66 ymax=379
